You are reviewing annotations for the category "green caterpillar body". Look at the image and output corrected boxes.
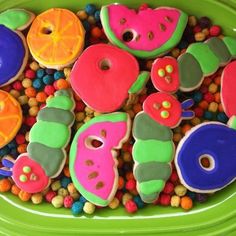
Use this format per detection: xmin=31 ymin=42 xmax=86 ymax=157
xmin=132 ymin=112 xmax=175 ymax=203
xmin=27 ymin=89 xmax=75 ymax=178
xmin=178 ymin=36 xmax=236 ymax=91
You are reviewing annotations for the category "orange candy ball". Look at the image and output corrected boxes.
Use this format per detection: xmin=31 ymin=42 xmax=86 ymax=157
xmin=18 ymin=190 xmax=32 ymax=202
xmin=56 ymin=79 xmax=69 ymax=90
xmin=180 ymin=196 xmax=193 ymax=210
xmin=0 ymin=178 xmax=12 ymax=192
xmin=36 ymin=91 xmax=47 ymax=103
xmin=25 ymin=87 xmax=37 ymax=98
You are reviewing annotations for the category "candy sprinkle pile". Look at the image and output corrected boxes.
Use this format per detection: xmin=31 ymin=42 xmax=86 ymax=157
xmin=0 ymin=3 xmax=228 ymax=215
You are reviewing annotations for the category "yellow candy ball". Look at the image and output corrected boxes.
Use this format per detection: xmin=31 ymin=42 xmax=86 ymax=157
xmin=109 ymin=197 xmax=120 ymax=209
xmin=171 ymin=195 xmax=181 ymax=207
xmin=174 ymin=185 xmax=187 ymax=197
xmin=22 ymin=78 xmax=32 ymax=88
xmin=29 ymin=106 xmax=39 ymax=116
xmin=75 ymin=112 xmax=85 ymax=122
xmin=83 ymin=202 xmax=95 ymax=214
xmin=31 ymin=193 xmax=43 ymax=204
xmin=29 ymin=61 xmax=40 ymax=71
xmin=28 ymin=97 xmax=38 ymax=107
xmin=208 ymin=102 xmax=218 ymax=113
xmin=51 ymin=195 xmax=64 ymax=208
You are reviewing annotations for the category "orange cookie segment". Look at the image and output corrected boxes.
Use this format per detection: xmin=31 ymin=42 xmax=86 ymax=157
xmin=0 ymin=90 xmax=22 ymax=148
xmin=27 ymin=8 xmax=85 ymax=69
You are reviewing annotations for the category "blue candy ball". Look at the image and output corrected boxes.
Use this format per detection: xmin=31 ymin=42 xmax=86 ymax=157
xmin=36 ymin=69 xmax=45 ymax=78
xmin=217 ymin=112 xmax=228 ymax=123
xmin=10 ymin=148 xmax=18 ymax=158
xmin=79 ymin=195 xmax=87 ymax=204
xmin=7 ymin=140 xmax=17 ymax=149
xmin=204 ymin=111 xmax=213 ymax=120
xmin=53 ymin=71 xmax=65 ymax=80
xmin=94 ymin=10 xmax=100 ymax=21
xmin=32 ymin=78 xmax=44 ymax=90
xmin=71 ymin=201 xmax=84 ymax=215
xmin=82 ymin=20 xmax=91 ymax=32
xmin=134 ymin=196 xmax=145 ymax=208
xmin=60 ymin=177 xmax=71 ymax=188
xmin=0 ymin=146 xmax=10 ymax=157
xmin=193 ymin=91 xmax=203 ymax=103
xmin=85 ymin=4 xmax=96 ymax=15
xmin=43 ymin=75 xmax=54 ymax=85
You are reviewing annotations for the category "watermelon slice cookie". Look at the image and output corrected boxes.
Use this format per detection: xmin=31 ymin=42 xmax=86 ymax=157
xmin=69 ymin=113 xmax=130 ymax=206
xmin=101 ymin=4 xmax=188 ymax=58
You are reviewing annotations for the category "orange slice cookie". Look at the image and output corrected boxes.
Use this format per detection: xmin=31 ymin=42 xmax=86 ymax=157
xmin=0 ymin=90 xmax=22 ymax=148
xmin=27 ymin=8 xmax=85 ymax=69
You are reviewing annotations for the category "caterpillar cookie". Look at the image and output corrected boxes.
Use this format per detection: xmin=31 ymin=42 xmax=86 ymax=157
xmin=132 ymin=112 xmax=175 ymax=203
xmin=151 ymin=37 xmax=236 ymax=93
xmin=69 ymin=113 xmax=130 ymax=206
xmin=101 ymin=4 xmax=188 ymax=58
xmin=143 ymin=92 xmax=194 ymax=128
xmin=221 ymin=60 xmax=236 ymax=118
xmin=0 ymin=89 xmax=75 ymax=193
xmin=70 ymin=44 xmax=149 ymax=113
xmin=175 ymin=116 xmax=236 ymax=193
xmin=0 ymin=90 xmax=22 ymax=148
xmin=27 ymin=8 xmax=85 ymax=69
xmin=0 ymin=8 xmax=35 ymax=86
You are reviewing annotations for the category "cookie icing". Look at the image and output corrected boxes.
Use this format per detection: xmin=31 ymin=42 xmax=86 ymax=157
xmin=221 ymin=60 xmax=236 ymax=117
xmin=143 ymin=92 xmax=194 ymax=128
xmin=0 ymin=9 xmax=34 ymax=30
xmin=132 ymin=111 xmax=175 ymax=203
xmin=0 ymin=90 xmax=22 ymax=148
xmin=70 ymin=113 xmax=130 ymax=206
xmin=101 ymin=4 xmax=188 ymax=58
xmin=70 ymin=44 xmax=149 ymax=113
xmin=0 ymin=89 xmax=75 ymax=193
xmin=175 ymin=118 xmax=236 ymax=192
xmin=0 ymin=25 xmax=26 ymax=86
xmin=27 ymin=8 xmax=85 ymax=69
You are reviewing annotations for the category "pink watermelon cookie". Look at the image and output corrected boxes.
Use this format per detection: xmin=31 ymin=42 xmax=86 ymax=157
xmin=70 ymin=44 xmax=149 ymax=113
xmin=69 ymin=112 xmax=130 ymax=206
xmin=100 ymin=4 xmax=188 ymax=58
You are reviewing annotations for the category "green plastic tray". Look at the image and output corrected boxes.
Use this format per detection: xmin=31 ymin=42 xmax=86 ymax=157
xmin=0 ymin=0 xmax=236 ymax=235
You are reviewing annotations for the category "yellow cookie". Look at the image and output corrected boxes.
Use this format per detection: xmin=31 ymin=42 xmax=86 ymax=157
xmin=27 ymin=8 xmax=85 ymax=69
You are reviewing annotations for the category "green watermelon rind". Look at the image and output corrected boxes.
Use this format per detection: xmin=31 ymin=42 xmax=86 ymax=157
xmin=69 ymin=112 xmax=129 ymax=206
xmin=101 ymin=6 xmax=188 ymax=59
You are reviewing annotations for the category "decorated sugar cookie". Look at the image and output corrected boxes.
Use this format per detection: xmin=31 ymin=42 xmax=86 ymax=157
xmin=143 ymin=92 xmax=194 ymax=128
xmin=70 ymin=44 xmax=149 ymax=113
xmin=0 ymin=8 xmax=35 ymax=30
xmin=69 ymin=113 xmax=130 ymax=206
xmin=0 ymin=25 xmax=28 ymax=87
xmin=175 ymin=116 xmax=236 ymax=193
xmin=132 ymin=112 xmax=175 ymax=203
xmin=101 ymin=4 xmax=188 ymax=58
xmin=0 ymin=154 xmax=50 ymax=193
xmin=27 ymin=8 xmax=85 ymax=69
xmin=0 ymin=90 xmax=22 ymax=148
xmin=221 ymin=61 xmax=236 ymax=118
xmin=151 ymin=37 xmax=236 ymax=93
xmin=0 ymin=89 xmax=75 ymax=193
xmin=151 ymin=57 xmax=179 ymax=94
